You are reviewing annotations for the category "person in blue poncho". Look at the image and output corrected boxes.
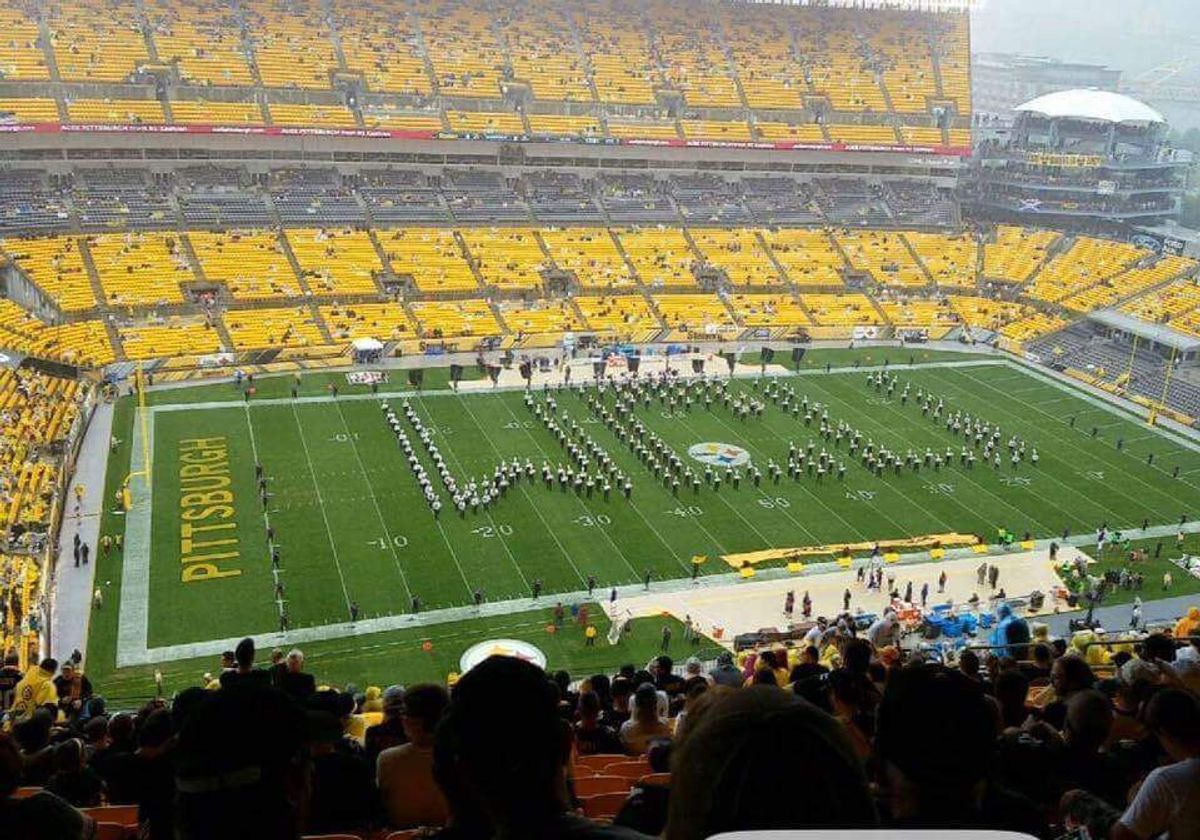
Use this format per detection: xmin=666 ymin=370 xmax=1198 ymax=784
xmin=990 ymin=602 xmax=1031 ymax=659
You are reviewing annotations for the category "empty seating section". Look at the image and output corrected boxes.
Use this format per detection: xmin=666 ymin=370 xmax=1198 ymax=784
xmin=614 ymin=229 xmax=692 ymax=289
xmin=827 ymin=125 xmax=899 ymax=146
xmin=876 ymin=297 xmax=959 ymax=329
xmin=287 ymin=229 xmax=382 ymax=296
xmin=725 ymin=10 xmax=803 ymax=110
xmin=223 ymin=306 xmax=325 ymax=350
xmin=500 ymin=300 xmax=585 ymax=336
xmin=442 ymin=169 xmax=528 ymax=223
xmin=245 ymin=0 xmax=336 ymax=89
xmin=671 ymin=175 xmax=749 ymax=225
xmin=499 ymin=0 xmax=590 ymax=102
xmin=1024 ymin=237 xmax=1146 ymax=304
xmin=527 ymin=114 xmax=602 ymax=139
xmin=66 ymin=99 xmax=165 ymax=125
xmin=361 ymin=108 xmax=443 ymax=131
xmin=690 ymin=229 xmax=781 ymax=287
xmin=936 ymin=15 xmax=972 ymax=113
xmin=88 ymin=233 xmax=191 ymax=306
xmin=420 ymin=0 xmax=505 ymax=99
xmin=409 ymin=300 xmax=500 ymax=338
xmin=652 ymin=3 xmax=740 ymax=107
xmin=446 ymin=110 xmax=524 ymax=135
xmin=948 ymin=295 xmax=1032 ymax=334
xmin=358 ymin=170 xmax=447 ymax=224
xmin=73 ymin=169 xmax=174 ymax=232
xmin=320 ymin=302 xmax=415 ymax=341
xmin=906 ymin=232 xmax=977 ymax=288
xmin=188 ymin=230 xmax=302 ymax=301
xmin=336 ymin=1 xmax=430 ymax=96
xmin=171 ymin=100 xmax=262 ymax=126
xmin=0 ymin=173 xmax=70 ymax=236
xmin=460 ymin=229 xmax=547 ymax=291
xmin=763 ymin=229 xmax=844 ymax=286
xmin=268 ymin=103 xmax=357 ymax=127
xmin=681 ymin=120 xmax=752 ymax=142
xmin=575 ymin=295 xmax=659 ymax=332
xmin=573 ymin=12 xmax=657 ymax=105
xmin=838 ymin=230 xmax=926 ymax=287
xmin=145 ymin=0 xmax=254 ymax=87
xmin=802 ymin=293 xmax=883 ymax=326
xmin=899 ymin=125 xmax=945 ymax=146
xmin=0 ymin=300 xmax=111 ymax=366
xmin=754 ymin=123 xmax=825 ymax=143
xmin=379 ymin=228 xmax=477 ymax=293
xmin=983 ymin=225 xmax=1059 ymax=284
xmin=1060 ymin=255 xmax=1197 ymax=314
xmin=997 ymin=312 xmax=1069 ymax=344
xmin=729 ymin=294 xmax=811 ymax=328
xmin=743 ymin=181 xmax=821 ymax=226
xmin=120 ymin=320 xmax=222 ymax=360
xmin=870 ymin=11 xmax=938 ymax=114
xmin=0 ymin=236 xmax=95 ymax=311
xmin=525 ymin=172 xmax=603 ymax=224
xmin=48 ymin=0 xmax=148 ymax=82
xmin=801 ymin=8 xmax=886 ymax=112
xmin=655 ymin=293 xmax=734 ymax=331
xmin=0 ymin=2 xmax=47 ymax=79
xmin=1122 ymin=279 xmax=1200 ymax=334
xmin=0 ymin=98 xmax=58 ymax=123
xmin=606 ymin=119 xmax=679 ymax=140
xmin=542 ymin=228 xmax=634 ymax=289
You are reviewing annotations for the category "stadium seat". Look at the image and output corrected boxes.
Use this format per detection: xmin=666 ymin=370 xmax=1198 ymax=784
xmin=13 ymin=786 xmax=42 ymax=799
xmin=574 ymin=753 xmax=627 ymax=773
xmin=580 ymin=792 xmax=631 ymax=819
xmin=384 ymin=831 xmax=426 ymax=840
xmin=600 ymin=760 xmax=652 ymax=779
xmin=95 ymin=825 xmax=137 ymax=840
xmin=637 ymin=772 xmax=671 ymax=787
xmin=574 ymin=775 xmax=634 ymax=796
xmin=82 ymin=805 xmax=138 ymax=826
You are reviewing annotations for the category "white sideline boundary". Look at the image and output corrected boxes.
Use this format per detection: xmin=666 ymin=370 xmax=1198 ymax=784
xmin=115 ymin=357 xmax=1200 ymax=667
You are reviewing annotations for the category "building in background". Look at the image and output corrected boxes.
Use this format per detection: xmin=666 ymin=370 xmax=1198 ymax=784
xmin=973 ymin=53 xmax=1121 ymax=124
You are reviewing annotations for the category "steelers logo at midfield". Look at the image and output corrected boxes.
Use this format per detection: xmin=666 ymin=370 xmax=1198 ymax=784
xmin=688 ymin=442 xmax=751 ymax=468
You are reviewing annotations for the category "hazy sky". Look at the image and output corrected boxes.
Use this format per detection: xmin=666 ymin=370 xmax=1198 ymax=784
xmin=972 ymin=0 xmax=1200 ymax=79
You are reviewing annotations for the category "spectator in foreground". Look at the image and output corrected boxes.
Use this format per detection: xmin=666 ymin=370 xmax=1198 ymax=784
xmin=573 ymin=690 xmax=622 ymax=756
xmin=277 ymin=649 xmax=315 ymax=702
xmin=620 ymin=684 xmax=671 ymax=755
xmin=438 ymin=655 xmax=651 ymax=839
xmin=708 ymin=651 xmax=741 ymax=688
xmin=45 ymin=738 xmax=103 ymax=807
xmin=7 ymin=658 xmax=58 ymax=726
xmin=365 ymin=685 xmax=408 ymax=766
xmin=218 ymin=638 xmax=270 ymax=691
xmin=378 ymin=683 xmax=450 ymax=829
xmin=0 ymin=732 xmax=94 ymax=839
xmin=875 ymin=664 xmax=1043 ymax=834
xmin=1111 ymin=689 xmax=1200 ymax=840
xmin=665 ymin=686 xmax=876 ymax=839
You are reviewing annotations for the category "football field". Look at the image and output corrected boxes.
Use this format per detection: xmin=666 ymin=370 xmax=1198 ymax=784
xmin=108 ymin=354 xmax=1200 ymax=669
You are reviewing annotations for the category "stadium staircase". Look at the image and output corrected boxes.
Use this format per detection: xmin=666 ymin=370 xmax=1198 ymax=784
xmin=756 ymin=230 xmax=794 ymax=285
xmin=453 ymin=230 xmax=489 ymax=293
xmin=77 ymin=239 xmax=108 ymax=312
xmin=901 ymin=232 xmax=937 ymax=288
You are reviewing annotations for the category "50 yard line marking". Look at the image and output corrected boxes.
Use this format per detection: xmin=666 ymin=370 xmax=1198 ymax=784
xmin=287 ymin=402 xmax=353 ymax=615
xmin=333 ymin=400 xmax=414 ymax=607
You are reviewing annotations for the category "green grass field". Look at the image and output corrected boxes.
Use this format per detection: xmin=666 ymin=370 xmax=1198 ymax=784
xmin=84 ymin=353 xmax=1200 ymax=695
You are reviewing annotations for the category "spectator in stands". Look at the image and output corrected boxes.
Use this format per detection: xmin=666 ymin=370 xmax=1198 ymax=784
xmin=365 ymin=685 xmax=408 ymax=766
xmin=437 ymin=655 xmax=649 ymax=839
xmin=0 ymin=654 xmax=21 ymax=712
xmin=1042 ymin=655 xmax=1098 ymax=729
xmin=90 ymin=712 xmax=138 ymax=804
xmin=277 ymin=649 xmax=315 ymax=702
xmin=10 ymin=709 xmax=55 ymax=786
xmin=218 ymin=638 xmax=270 ymax=690
xmin=573 ymin=690 xmax=622 ymax=756
xmin=875 ymin=664 xmax=1042 ymax=834
xmin=620 ymin=684 xmax=671 ymax=755
xmin=994 ymin=669 xmax=1031 ymax=729
xmin=136 ymin=705 xmax=178 ymax=840
xmin=174 ymin=685 xmax=305 ymax=840
xmin=1111 ymin=689 xmax=1200 ymax=839
xmin=377 ymin=683 xmax=450 ymax=828
xmin=789 ymin=645 xmax=829 ymax=684
xmin=307 ymin=709 xmax=377 ymax=835
xmin=52 ymin=663 xmax=93 ymax=717
xmin=708 ymin=651 xmax=741 ymax=688
xmin=0 ymin=732 xmax=94 ymax=840
xmin=7 ymin=658 xmax=57 ymax=726
xmin=1020 ymin=642 xmax=1055 ymax=683
xmin=45 ymin=738 xmax=102 ymax=807
xmin=666 ymin=687 xmax=876 ymax=839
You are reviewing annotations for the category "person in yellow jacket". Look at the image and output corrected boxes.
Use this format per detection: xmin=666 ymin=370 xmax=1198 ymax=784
xmin=584 ymin=624 xmax=597 ymax=646
xmin=6 ymin=658 xmax=59 ymax=728
xmin=1175 ymin=606 xmax=1200 ymax=639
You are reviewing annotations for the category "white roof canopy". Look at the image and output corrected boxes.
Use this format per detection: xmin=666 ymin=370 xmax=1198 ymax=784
xmin=1015 ymin=89 xmax=1165 ymax=125
xmin=351 ymin=337 xmax=384 ymax=351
